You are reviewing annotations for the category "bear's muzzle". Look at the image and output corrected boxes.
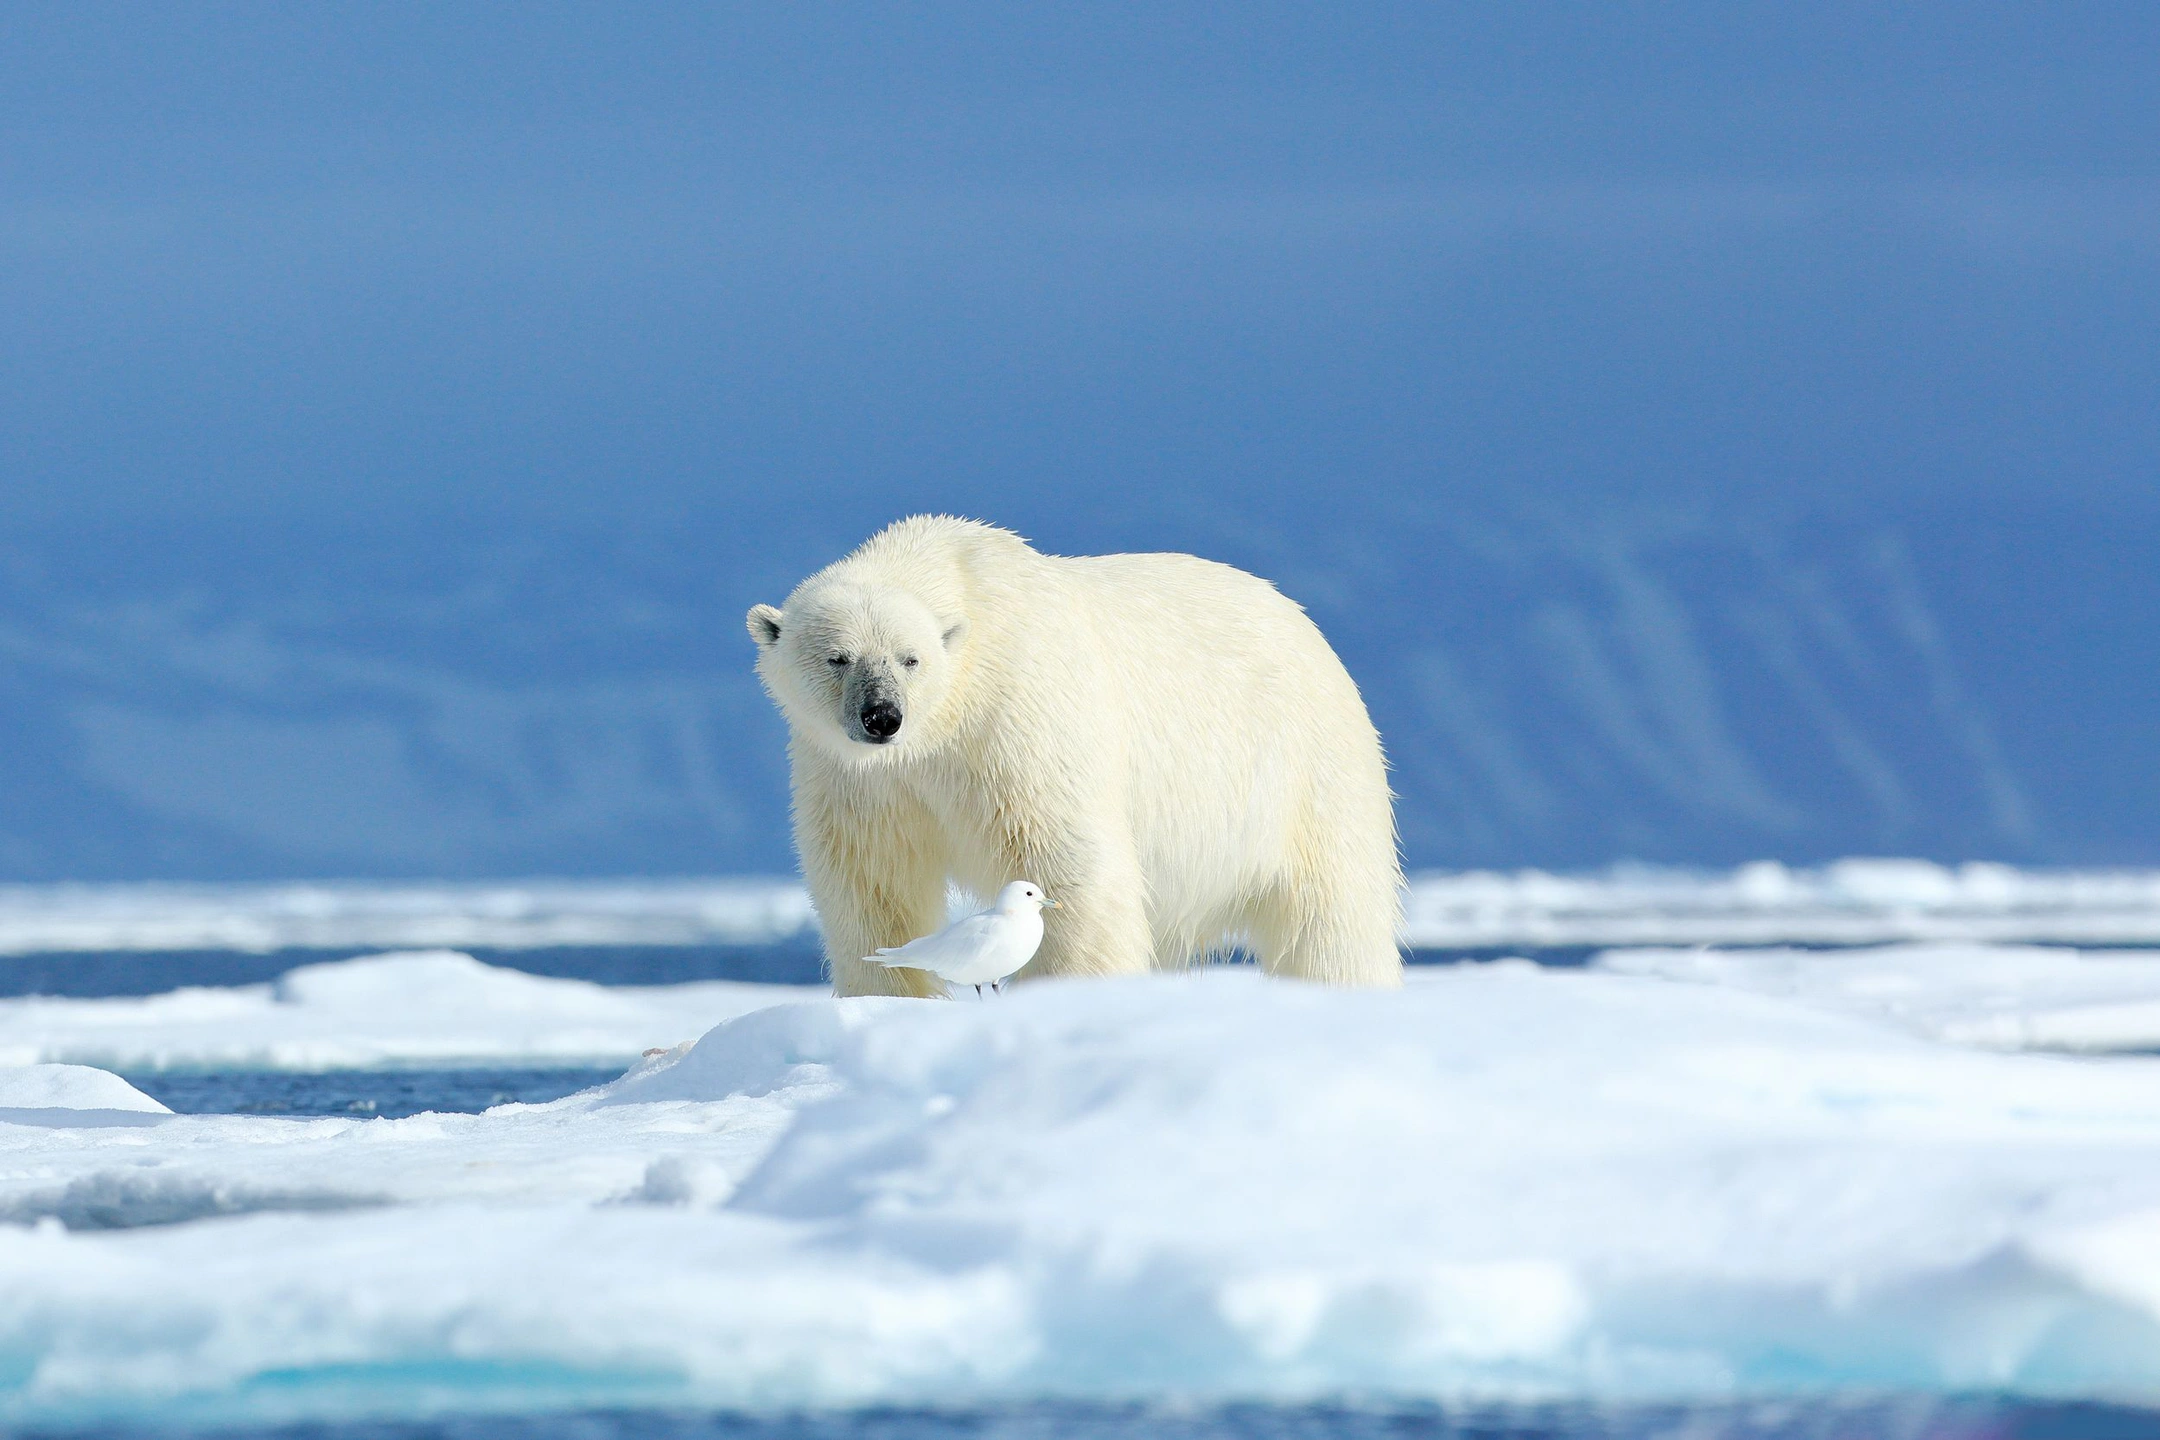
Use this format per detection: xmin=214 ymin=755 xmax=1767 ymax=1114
xmin=859 ymin=698 xmax=902 ymax=742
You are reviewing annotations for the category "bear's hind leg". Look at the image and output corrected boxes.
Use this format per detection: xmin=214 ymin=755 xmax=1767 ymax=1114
xmin=1249 ymin=862 xmax=1404 ymax=988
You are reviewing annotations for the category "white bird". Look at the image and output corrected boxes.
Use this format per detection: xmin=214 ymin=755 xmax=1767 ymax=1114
xmin=864 ymin=881 xmax=1060 ymax=997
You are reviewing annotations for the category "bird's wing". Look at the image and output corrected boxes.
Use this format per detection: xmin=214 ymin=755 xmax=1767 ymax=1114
xmin=866 ymin=914 xmax=999 ymax=968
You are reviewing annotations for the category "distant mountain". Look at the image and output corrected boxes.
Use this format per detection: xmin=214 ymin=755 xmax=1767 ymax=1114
xmin=0 ymin=498 xmax=2147 ymax=880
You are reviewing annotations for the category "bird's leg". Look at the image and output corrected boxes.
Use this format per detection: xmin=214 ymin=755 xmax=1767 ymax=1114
xmin=974 ymin=984 xmax=984 ymax=999
xmin=992 ymin=979 xmax=1005 ymax=995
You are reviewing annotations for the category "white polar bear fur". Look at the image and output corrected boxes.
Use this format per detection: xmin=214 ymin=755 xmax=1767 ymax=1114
xmin=748 ymin=516 xmax=1403 ymax=996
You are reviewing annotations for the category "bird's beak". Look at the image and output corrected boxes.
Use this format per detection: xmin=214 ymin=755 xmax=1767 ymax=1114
xmin=1042 ymin=896 xmax=1061 ymax=909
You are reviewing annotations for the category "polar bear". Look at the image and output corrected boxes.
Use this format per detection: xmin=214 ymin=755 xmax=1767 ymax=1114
xmin=747 ymin=517 xmax=1402 ymax=996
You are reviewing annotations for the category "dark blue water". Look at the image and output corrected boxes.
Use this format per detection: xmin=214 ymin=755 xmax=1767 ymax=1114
xmin=8 ymin=1398 xmax=2159 ymax=1440
xmin=120 ymin=1067 xmax=623 ymax=1119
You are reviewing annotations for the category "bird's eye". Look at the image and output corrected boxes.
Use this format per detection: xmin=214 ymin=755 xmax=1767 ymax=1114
xmin=827 ymin=655 xmax=850 ymax=667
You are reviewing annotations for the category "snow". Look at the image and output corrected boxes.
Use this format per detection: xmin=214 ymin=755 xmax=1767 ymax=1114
xmin=8 ymin=962 xmax=2160 ymax=1422
xmin=0 ymin=951 xmax=820 ymax=1071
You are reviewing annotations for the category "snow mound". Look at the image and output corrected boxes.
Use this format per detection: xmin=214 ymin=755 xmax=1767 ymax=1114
xmin=8 ymin=968 xmax=2160 ymax=1421
xmin=0 ymin=1064 xmax=169 ymax=1128
xmin=0 ymin=952 xmax=821 ymax=1071
xmin=1599 ymin=943 xmax=2160 ymax=1051
xmin=0 ymin=1065 xmax=169 ymax=1114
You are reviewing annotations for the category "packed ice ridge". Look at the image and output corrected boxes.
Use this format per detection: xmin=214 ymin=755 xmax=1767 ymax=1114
xmin=7 ymin=939 xmax=2160 ymax=1421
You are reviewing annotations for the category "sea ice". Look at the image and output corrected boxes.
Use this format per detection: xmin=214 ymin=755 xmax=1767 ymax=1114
xmin=5 ymin=964 xmax=2160 ymax=1423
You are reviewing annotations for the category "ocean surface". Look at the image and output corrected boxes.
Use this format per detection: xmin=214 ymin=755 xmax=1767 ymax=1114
xmin=121 ymin=1066 xmax=624 ymax=1122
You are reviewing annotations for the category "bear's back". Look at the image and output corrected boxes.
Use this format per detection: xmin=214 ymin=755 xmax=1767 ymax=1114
xmin=1043 ymin=548 xmax=1385 ymax=939
xmin=1050 ymin=547 xmax=1374 ymax=783
xmin=1054 ymin=549 xmax=1343 ymax=692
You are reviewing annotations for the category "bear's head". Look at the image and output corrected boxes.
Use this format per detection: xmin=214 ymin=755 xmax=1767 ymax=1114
xmin=747 ymin=581 xmax=969 ymax=761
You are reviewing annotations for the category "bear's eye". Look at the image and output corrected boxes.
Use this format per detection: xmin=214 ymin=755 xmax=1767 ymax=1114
xmin=901 ymin=655 xmax=919 ymax=669
xmin=827 ymin=654 xmax=850 ymax=667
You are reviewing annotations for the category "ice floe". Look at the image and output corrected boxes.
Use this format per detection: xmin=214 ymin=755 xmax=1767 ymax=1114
xmin=6 ymin=965 xmax=2160 ymax=1422
xmin=0 ymin=951 xmax=820 ymax=1071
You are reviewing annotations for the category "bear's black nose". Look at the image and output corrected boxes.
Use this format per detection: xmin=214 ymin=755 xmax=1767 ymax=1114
xmin=860 ymin=700 xmax=902 ymax=741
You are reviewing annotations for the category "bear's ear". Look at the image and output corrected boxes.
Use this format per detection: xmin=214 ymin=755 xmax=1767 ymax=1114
xmin=941 ymin=618 xmax=969 ymax=650
xmin=747 ymin=604 xmax=784 ymax=648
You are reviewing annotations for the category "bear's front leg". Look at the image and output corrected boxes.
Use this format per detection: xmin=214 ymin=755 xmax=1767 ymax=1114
xmin=819 ymin=885 xmax=951 ymax=997
xmin=794 ymin=763 xmax=950 ymax=998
